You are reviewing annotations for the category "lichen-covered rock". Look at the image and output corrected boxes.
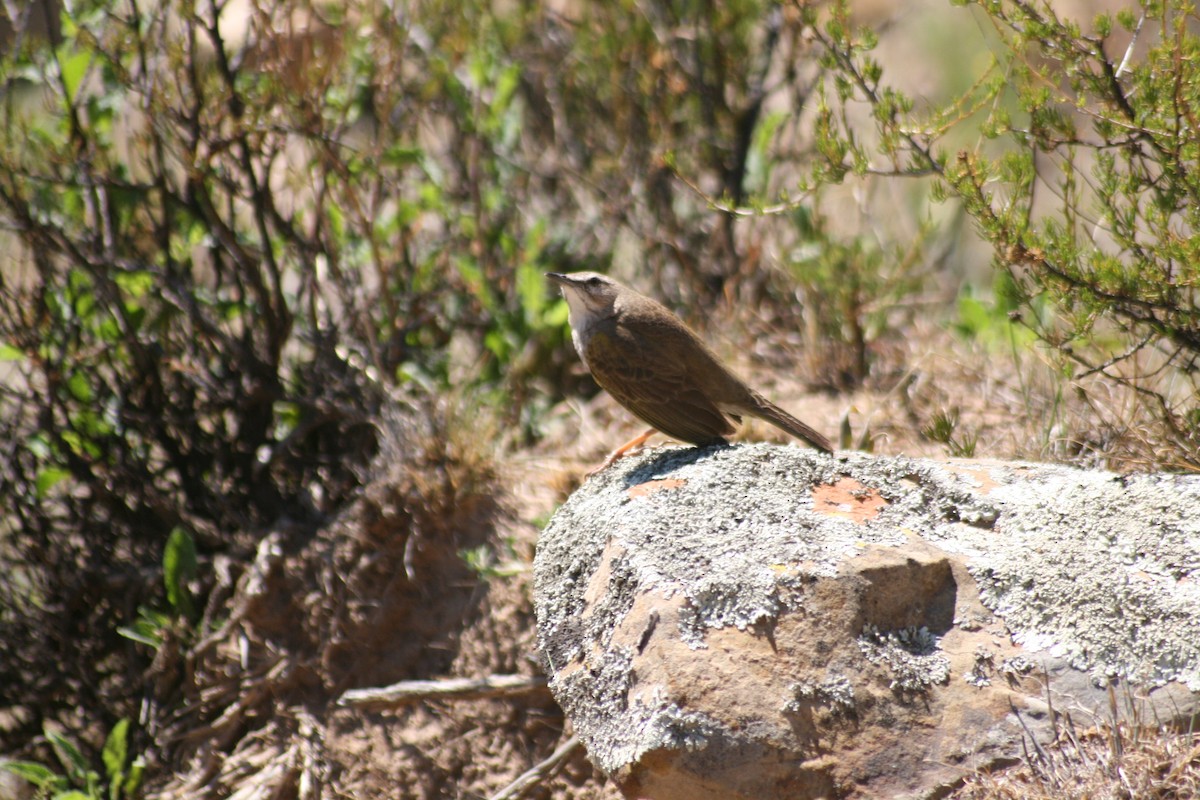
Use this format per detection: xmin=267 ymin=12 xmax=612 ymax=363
xmin=533 ymin=444 xmax=1200 ymax=799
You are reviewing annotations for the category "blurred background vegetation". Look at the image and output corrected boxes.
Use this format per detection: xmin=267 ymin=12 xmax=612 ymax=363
xmin=0 ymin=0 xmax=1197 ymax=796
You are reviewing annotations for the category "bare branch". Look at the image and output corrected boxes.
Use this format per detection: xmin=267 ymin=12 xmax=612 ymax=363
xmin=487 ymin=735 xmax=582 ymax=800
xmin=338 ymin=674 xmax=549 ymax=710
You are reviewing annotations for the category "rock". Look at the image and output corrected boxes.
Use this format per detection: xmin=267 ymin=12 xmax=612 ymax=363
xmin=533 ymin=444 xmax=1200 ymax=799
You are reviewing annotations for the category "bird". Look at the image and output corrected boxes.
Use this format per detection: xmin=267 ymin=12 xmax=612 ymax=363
xmin=546 ymin=271 xmax=832 ymax=466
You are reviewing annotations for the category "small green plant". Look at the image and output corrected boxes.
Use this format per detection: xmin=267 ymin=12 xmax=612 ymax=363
xmin=117 ymin=527 xmax=198 ymax=649
xmin=923 ymin=408 xmax=979 ymax=458
xmin=952 ymin=273 xmax=1038 ymax=352
xmin=787 ymin=205 xmax=931 ymax=387
xmin=460 ymin=539 xmax=526 ymax=581
xmin=1 ymin=720 xmax=143 ymax=800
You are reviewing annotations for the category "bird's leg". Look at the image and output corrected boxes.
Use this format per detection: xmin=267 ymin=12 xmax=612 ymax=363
xmin=592 ymin=428 xmax=657 ymax=473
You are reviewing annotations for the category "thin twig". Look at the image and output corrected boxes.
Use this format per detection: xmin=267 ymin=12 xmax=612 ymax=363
xmin=1113 ymin=11 xmax=1147 ymax=81
xmin=487 ymin=735 xmax=582 ymax=800
xmin=1010 ymin=698 xmax=1052 ymax=767
xmin=337 ymin=674 xmax=549 ymax=709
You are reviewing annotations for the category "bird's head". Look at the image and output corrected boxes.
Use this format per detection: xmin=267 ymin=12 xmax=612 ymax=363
xmin=545 ymin=271 xmax=622 ymax=330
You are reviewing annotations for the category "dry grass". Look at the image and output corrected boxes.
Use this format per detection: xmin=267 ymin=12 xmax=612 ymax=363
xmin=953 ymin=721 xmax=1200 ymax=799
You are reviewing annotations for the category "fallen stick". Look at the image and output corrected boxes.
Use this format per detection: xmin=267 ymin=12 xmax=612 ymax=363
xmin=488 ymin=735 xmax=582 ymax=800
xmin=337 ymin=674 xmax=549 ymax=709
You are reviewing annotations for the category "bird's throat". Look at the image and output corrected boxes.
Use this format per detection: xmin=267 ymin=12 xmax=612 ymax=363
xmin=564 ymin=298 xmax=616 ymax=371
xmin=570 ymin=326 xmax=590 ymax=370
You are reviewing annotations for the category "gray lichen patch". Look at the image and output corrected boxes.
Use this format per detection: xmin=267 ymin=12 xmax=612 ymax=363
xmin=551 ymin=644 xmax=724 ymax=774
xmin=536 ymin=444 xmax=906 ymax=653
xmin=676 ymin=569 xmax=783 ymax=649
xmin=858 ymin=625 xmax=951 ymax=693
xmin=816 ymin=454 xmax=1200 ymax=690
xmin=963 ymin=645 xmax=998 ymax=688
xmin=937 ymin=467 xmax=1200 ymax=689
xmin=784 ymin=673 xmax=857 ymax=716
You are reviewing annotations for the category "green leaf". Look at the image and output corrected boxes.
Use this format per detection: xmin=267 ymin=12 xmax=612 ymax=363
xmin=953 ymin=295 xmax=991 ymax=340
xmin=115 ymin=625 xmax=161 ymax=648
xmin=382 ymin=144 xmax=423 ymax=169
xmin=101 ymin=720 xmax=129 ymax=781
xmin=544 ymin=299 xmax=569 ymax=327
xmin=46 ymin=729 xmax=89 ymax=782
xmin=59 ymin=50 xmax=91 ymax=105
xmin=163 ymin=527 xmax=197 ymax=619
xmin=58 ymin=4 xmax=78 ymax=39
xmin=515 ymin=260 xmax=546 ymax=325
xmin=483 ymin=328 xmax=511 ymax=362
xmin=495 ymin=64 xmax=520 ymax=108
xmin=122 ymin=756 xmax=144 ymax=797
xmin=0 ymin=760 xmax=61 ymax=788
xmin=746 ymin=110 xmax=788 ymax=193
xmin=117 ymin=607 xmax=171 ymax=649
xmin=114 ymin=270 xmax=154 ymax=298
xmin=65 ymin=371 xmax=94 ymax=403
xmin=36 ymin=468 xmax=72 ymax=498
xmin=273 ymin=401 xmax=301 ymax=439
xmin=97 ymin=315 xmax=122 ymax=343
xmin=0 ymin=343 xmax=24 ymax=362
xmin=453 ymin=256 xmax=497 ymax=313
xmin=61 ymin=429 xmax=102 ymax=459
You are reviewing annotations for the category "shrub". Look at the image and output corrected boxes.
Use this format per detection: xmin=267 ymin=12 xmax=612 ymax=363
xmin=0 ymin=0 xmax=834 ymax=771
xmin=804 ymin=0 xmax=1200 ymax=466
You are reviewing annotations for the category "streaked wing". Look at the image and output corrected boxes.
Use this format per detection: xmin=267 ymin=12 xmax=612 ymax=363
xmin=585 ymin=327 xmax=734 ymax=444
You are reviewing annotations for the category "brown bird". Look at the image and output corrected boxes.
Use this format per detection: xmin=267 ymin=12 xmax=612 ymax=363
xmin=547 ymin=271 xmax=832 ymax=465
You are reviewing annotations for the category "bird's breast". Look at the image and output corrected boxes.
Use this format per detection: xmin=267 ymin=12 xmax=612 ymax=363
xmin=571 ymin=327 xmax=590 ymax=370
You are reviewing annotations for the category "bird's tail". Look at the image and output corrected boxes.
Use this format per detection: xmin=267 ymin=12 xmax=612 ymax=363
xmin=751 ymin=393 xmax=833 ymax=453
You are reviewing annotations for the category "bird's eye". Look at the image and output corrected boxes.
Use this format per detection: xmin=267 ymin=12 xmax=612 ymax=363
xmin=586 ymin=277 xmax=602 ymax=286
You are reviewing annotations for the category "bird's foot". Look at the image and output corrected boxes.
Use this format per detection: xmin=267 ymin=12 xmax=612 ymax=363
xmin=588 ymin=428 xmax=657 ymax=475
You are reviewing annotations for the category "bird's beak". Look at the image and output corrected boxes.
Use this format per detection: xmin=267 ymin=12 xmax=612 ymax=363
xmin=545 ymin=272 xmax=568 ymax=286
